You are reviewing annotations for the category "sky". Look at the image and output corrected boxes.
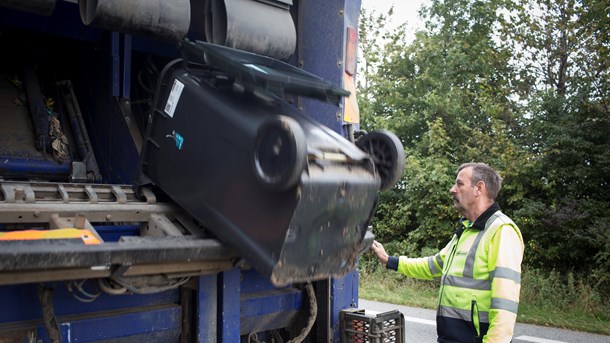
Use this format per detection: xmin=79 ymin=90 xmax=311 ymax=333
xmin=361 ymin=0 xmax=429 ymax=42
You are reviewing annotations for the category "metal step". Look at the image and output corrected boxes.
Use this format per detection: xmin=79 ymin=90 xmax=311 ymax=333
xmin=0 ymin=181 xmax=237 ymax=285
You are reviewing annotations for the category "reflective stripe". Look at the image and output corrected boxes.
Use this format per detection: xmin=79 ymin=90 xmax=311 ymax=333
xmin=491 ymin=298 xmax=519 ymax=314
xmin=463 ymin=230 xmax=485 ymax=278
xmin=438 ymin=306 xmax=470 ymax=321
xmin=435 ymin=254 xmax=444 ymax=269
xmin=438 ymin=305 xmax=489 ymax=323
xmin=485 ymin=212 xmax=508 ymax=229
xmin=443 ymin=275 xmax=491 ymax=291
xmin=490 ymin=267 xmax=521 ymax=284
xmin=428 ymin=256 xmax=440 ymax=275
xmin=478 ymin=310 xmax=491 ymax=323
xmin=463 ymin=212 xmax=502 ymax=278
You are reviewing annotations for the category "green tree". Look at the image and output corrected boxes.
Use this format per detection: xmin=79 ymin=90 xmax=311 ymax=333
xmin=358 ymin=0 xmax=609 ymax=294
xmin=358 ymin=0 xmax=528 ymax=255
xmin=507 ymin=0 xmax=610 ymax=287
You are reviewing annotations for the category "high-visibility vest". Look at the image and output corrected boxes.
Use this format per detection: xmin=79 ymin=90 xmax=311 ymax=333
xmin=393 ymin=205 xmax=524 ymax=343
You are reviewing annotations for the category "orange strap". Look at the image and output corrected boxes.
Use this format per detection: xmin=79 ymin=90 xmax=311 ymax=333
xmin=0 ymin=228 xmax=102 ymax=245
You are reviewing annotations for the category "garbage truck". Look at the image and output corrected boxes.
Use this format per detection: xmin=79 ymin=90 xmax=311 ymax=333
xmin=0 ymin=0 xmax=406 ymax=342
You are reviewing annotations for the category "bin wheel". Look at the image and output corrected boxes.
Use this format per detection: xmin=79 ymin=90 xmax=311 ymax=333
xmin=357 ymin=130 xmax=405 ymax=191
xmin=253 ymin=115 xmax=307 ymax=191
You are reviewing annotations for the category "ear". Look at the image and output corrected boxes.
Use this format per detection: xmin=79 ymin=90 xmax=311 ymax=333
xmin=475 ymin=181 xmax=485 ymax=196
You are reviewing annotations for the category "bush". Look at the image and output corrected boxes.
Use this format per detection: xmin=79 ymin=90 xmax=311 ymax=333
xmin=516 ymin=267 xmax=610 ymax=334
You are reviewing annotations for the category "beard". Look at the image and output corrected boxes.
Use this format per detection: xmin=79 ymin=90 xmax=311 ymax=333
xmin=453 ymin=196 xmax=466 ymax=214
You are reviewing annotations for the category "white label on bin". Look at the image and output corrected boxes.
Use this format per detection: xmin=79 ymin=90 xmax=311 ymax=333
xmin=165 ymin=79 xmax=185 ymax=118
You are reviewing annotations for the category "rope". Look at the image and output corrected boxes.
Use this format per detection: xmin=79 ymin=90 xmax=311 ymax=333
xmin=38 ymin=284 xmax=62 ymax=343
xmin=286 ymin=283 xmax=317 ymax=343
xmin=248 ymin=283 xmax=317 ymax=343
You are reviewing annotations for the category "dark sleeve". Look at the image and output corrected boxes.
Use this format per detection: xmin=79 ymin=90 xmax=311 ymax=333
xmin=386 ymin=256 xmax=399 ymax=271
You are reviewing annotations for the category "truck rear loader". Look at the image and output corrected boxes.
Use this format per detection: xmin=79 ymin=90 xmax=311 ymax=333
xmin=0 ymin=1 xmax=405 ymax=341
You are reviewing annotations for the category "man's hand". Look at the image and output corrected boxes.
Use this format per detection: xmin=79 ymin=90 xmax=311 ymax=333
xmin=370 ymin=240 xmax=389 ymax=265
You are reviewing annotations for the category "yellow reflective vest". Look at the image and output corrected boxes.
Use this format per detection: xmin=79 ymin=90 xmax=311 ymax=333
xmin=387 ymin=203 xmax=524 ymax=343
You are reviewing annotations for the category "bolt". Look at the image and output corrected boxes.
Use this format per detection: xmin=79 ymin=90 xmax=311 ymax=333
xmin=106 ymin=214 xmax=112 ymax=221
xmin=34 ymin=211 xmax=40 ymax=217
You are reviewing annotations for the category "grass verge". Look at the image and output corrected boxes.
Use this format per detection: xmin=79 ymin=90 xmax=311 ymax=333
xmin=358 ymin=265 xmax=610 ymax=335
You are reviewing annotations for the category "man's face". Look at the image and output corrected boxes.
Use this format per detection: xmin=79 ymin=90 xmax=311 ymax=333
xmin=450 ymin=167 xmax=477 ymax=214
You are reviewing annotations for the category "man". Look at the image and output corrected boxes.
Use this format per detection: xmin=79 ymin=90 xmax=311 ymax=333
xmin=371 ymin=162 xmax=524 ymax=343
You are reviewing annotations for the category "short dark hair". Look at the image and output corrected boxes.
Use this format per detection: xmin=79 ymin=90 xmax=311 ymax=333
xmin=457 ymin=163 xmax=503 ymax=200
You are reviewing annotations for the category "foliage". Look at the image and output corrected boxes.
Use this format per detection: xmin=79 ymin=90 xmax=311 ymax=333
xmin=359 ymin=263 xmax=439 ymax=310
xmin=357 ymin=0 xmax=609 ymax=297
xmin=358 ymin=0 xmax=529 ymax=251
xmin=506 ymin=0 xmax=610 ymax=286
xmin=516 ymin=267 xmax=610 ymax=334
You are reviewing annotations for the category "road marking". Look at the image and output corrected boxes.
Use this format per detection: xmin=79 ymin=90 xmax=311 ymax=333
xmin=404 ymin=316 xmax=436 ymax=326
xmin=515 ymin=335 xmax=568 ymax=343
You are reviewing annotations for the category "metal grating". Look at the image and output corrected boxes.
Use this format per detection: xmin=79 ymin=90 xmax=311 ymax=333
xmin=341 ymin=309 xmax=405 ymax=343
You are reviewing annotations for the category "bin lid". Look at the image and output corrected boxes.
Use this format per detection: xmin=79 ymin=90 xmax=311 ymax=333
xmin=181 ymin=40 xmax=350 ymax=105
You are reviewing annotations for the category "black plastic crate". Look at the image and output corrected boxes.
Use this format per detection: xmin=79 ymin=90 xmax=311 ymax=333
xmin=341 ymin=309 xmax=405 ymax=343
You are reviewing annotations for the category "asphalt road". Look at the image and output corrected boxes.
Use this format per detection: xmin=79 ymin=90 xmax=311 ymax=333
xmin=358 ymin=299 xmax=610 ymax=343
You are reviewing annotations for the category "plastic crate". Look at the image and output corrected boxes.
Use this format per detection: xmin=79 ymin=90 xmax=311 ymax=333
xmin=341 ymin=308 xmax=405 ymax=343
